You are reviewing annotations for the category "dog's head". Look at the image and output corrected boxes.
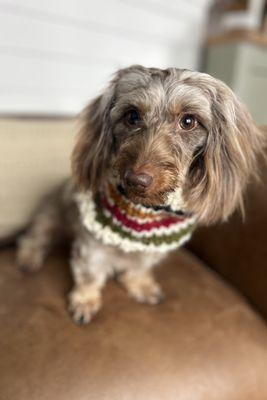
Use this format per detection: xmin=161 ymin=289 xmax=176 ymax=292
xmin=72 ymin=65 xmax=263 ymax=224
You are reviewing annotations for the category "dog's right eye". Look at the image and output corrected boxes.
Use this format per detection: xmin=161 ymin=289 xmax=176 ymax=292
xmin=179 ymin=114 xmax=198 ymax=131
xmin=124 ymin=109 xmax=141 ymax=126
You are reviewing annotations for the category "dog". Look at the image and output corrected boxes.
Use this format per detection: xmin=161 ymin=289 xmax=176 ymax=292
xmin=17 ymin=65 xmax=264 ymax=324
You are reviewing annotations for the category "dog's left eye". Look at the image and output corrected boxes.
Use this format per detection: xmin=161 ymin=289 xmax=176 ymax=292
xmin=124 ymin=109 xmax=141 ymax=126
xmin=179 ymin=114 xmax=197 ymax=131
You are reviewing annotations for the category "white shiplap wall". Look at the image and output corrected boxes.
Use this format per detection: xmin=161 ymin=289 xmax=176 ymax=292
xmin=0 ymin=0 xmax=211 ymax=115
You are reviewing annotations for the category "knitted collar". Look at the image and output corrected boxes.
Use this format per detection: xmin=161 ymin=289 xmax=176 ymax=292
xmin=77 ymin=183 xmax=196 ymax=253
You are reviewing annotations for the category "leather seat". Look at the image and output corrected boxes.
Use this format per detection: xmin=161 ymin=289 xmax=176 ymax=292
xmin=1 ymin=246 xmax=267 ymax=400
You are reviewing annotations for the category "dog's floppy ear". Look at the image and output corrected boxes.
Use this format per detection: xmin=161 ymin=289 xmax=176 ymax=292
xmin=186 ymin=77 xmax=264 ymax=224
xmin=71 ymin=87 xmax=115 ymax=192
xmin=71 ymin=65 xmax=148 ymax=191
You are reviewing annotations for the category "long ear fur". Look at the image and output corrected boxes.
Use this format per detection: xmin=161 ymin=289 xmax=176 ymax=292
xmin=71 ymin=89 xmax=114 ymax=192
xmin=71 ymin=65 xmax=147 ymax=192
xmin=185 ymin=76 xmax=265 ymax=224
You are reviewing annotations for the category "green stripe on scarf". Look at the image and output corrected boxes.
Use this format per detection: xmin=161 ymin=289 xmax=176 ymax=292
xmin=95 ymin=197 xmax=195 ymax=246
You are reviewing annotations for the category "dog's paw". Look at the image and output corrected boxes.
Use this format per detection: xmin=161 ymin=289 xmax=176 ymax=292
xmin=130 ymin=281 xmax=164 ymax=305
xmin=120 ymin=273 xmax=164 ymax=305
xmin=16 ymin=238 xmax=44 ymax=273
xmin=68 ymin=284 xmax=102 ymax=325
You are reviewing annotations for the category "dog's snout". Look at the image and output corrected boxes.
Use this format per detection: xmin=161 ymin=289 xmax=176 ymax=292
xmin=125 ymin=169 xmax=153 ymax=189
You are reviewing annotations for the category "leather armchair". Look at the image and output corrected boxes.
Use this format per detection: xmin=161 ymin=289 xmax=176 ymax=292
xmin=1 ymin=123 xmax=267 ymax=400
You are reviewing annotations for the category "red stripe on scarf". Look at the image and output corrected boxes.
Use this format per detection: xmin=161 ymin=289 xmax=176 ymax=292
xmin=101 ymin=196 xmax=184 ymax=232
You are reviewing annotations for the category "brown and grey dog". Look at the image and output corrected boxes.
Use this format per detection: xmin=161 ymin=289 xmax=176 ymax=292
xmin=17 ymin=65 xmax=263 ymax=324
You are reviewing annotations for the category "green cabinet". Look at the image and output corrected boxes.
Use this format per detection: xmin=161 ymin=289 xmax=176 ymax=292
xmin=206 ymin=41 xmax=267 ymax=124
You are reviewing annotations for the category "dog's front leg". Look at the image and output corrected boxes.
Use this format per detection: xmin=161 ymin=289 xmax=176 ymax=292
xmin=68 ymin=234 xmax=111 ymax=324
xmin=118 ymin=253 xmax=165 ymax=305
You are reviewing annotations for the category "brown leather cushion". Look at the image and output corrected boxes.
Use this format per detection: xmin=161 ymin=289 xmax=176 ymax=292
xmin=1 ymin=247 xmax=267 ymax=400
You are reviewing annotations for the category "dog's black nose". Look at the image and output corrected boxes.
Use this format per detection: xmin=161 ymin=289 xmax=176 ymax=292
xmin=125 ymin=169 xmax=153 ymax=189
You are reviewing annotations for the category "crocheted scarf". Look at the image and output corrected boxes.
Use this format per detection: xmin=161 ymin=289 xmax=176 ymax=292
xmin=78 ymin=184 xmax=196 ymax=253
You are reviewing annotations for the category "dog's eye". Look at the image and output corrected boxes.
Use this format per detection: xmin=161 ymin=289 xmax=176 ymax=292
xmin=124 ymin=109 xmax=141 ymax=126
xmin=179 ymin=114 xmax=197 ymax=131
